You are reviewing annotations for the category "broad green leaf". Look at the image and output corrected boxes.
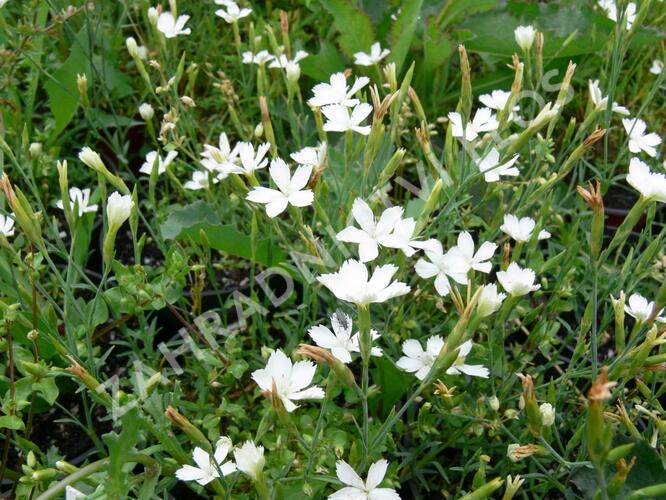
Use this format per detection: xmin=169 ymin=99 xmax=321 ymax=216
xmin=0 ymin=415 xmax=25 ymax=431
xmin=161 ymin=202 xmax=286 ymax=266
xmin=318 ymin=0 xmax=376 ymax=57
xmin=389 ymin=0 xmax=424 ymax=73
xmin=44 ymin=30 xmax=91 ymax=138
xmin=34 ymin=377 xmax=59 ymax=405
xmin=300 ymin=41 xmax=346 ymax=81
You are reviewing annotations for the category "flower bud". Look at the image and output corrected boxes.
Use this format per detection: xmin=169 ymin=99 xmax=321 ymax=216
xmin=76 ymin=73 xmax=88 ymax=104
xmin=507 ymin=443 xmax=542 ymax=462
xmin=78 ymin=147 xmax=129 ymax=194
xmin=539 ymin=402 xmax=555 ymax=427
xmin=504 ymin=475 xmax=525 ymax=500
xmin=488 ymin=395 xmax=500 ymax=411
xmin=29 ymin=142 xmax=42 ymax=159
xmin=139 ymin=102 xmax=154 ymax=121
xmin=126 ymin=36 xmax=139 ymax=58
xmin=517 ymin=373 xmax=541 ymax=437
xmin=514 ymin=25 xmax=536 ymax=52
xmin=611 ymin=291 xmax=626 ymax=352
xmin=586 ymin=367 xmax=616 ymax=468
xmin=147 ymin=6 xmax=160 ymax=24
xmin=165 ymin=406 xmax=209 ymax=449
xmin=297 ymin=344 xmax=355 ymax=387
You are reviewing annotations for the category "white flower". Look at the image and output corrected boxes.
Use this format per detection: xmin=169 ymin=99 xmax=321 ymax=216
xmin=622 ymin=118 xmax=662 ymax=158
xmin=588 ymin=80 xmax=629 ymax=115
xmin=353 ymin=42 xmax=391 ymax=66
xmin=106 ymin=192 xmax=134 ymax=231
xmin=446 ymin=340 xmax=489 ymax=378
xmin=496 ymin=262 xmax=540 ymax=297
xmin=317 ymin=259 xmax=410 ymax=306
xmin=330 ymin=459 xmax=400 ymax=500
xmin=380 ymin=217 xmax=434 ymax=257
xmin=626 ymin=158 xmax=666 ymax=202
xmin=139 ymin=103 xmax=154 ymax=121
xmin=396 ymin=335 xmax=444 ymax=380
xmin=184 ymin=171 xmax=218 ymax=190
xmin=448 ymin=108 xmax=499 ymax=141
xmin=308 ymin=311 xmax=381 ymax=364
xmin=175 ymin=438 xmax=236 ymax=485
xmin=290 ymin=142 xmax=327 ymax=169
xmin=514 ymin=25 xmax=536 ymax=51
xmin=139 ymin=150 xmax=178 ymax=176
xmin=285 ymin=60 xmax=302 ymax=83
xmin=500 ymin=214 xmax=549 ymax=242
xmin=308 ymin=72 xmax=369 ymax=108
xmin=156 ymin=12 xmax=191 ymax=38
xmin=598 ymin=1 xmax=636 ymax=29
xmin=233 ymin=441 xmax=265 ymax=481
xmin=539 ymin=403 xmax=555 ymax=427
xmin=56 ymin=187 xmax=98 ymax=216
xmin=624 ymin=293 xmax=665 ymax=322
xmin=455 ymin=231 xmax=497 ymax=273
xmin=214 ymin=1 xmax=251 ymax=23
xmin=477 ymin=284 xmax=506 ymax=317
xmin=336 ymin=198 xmax=403 ymax=262
xmin=0 ymin=213 xmax=15 ymax=237
xmin=251 ymin=349 xmax=324 ymax=412
xmin=415 ymin=240 xmax=469 ymax=296
xmin=200 ymin=133 xmax=239 ymax=175
xmin=246 ymin=158 xmax=314 ymax=218
xmin=228 ymin=142 xmax=270 ymax=175
xmin=529 ymin=102 xmax=559 ymax=129
xmin=650 ymin=59 xmax=664 ymax=75
xmin=479 ymin=90 xmax=519 ymax=120
xmin=477 ymin=149 xmax=520 ymax=182
xmin=242 ymin=50 xmax=274 ymax=65
xmin=269 ymin=50 xmax=308 ymax=69
xmin=321 ymin=103 xmax=372 ymax=135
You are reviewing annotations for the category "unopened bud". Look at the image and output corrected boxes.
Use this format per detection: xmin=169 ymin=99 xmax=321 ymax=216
xmin=297 ymin=344 xmax=355 ymax=387
xmin=29 ymin=142 xmax=42 ymax=159
xmin=126 ymin=37 xmax=139 ymax=59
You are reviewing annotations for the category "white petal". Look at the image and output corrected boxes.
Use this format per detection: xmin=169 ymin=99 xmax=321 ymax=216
xmin=366 ymin=459 xmax=388 ymax=490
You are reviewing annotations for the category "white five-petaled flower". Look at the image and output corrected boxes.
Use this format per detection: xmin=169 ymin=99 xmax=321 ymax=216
xmin=415 ymin=240 xmax=469 ymax=296
xmin=500 ymin=214 xmax=550 ymax=242
xmin=200 ymin=132 xmax=239 ymax=176
xmin=514 ymin=25 xmax=536 ymax=51
xmin=308 ymin=72 xmax=369 ymax=108
xmin=184 ymin=171 xmax=219 ymax=191
xmin=329 ymin=459 xmax=400 ymax=500
xmin=623 ymin=293 xmax=665 ymax=323
xmin=269 ymin=50 xmax=308 ymax=69
xmin=242 ymin=50 xmax=275 ymax=65
xmin=0 ymin=214 xmax=15 ymax=237
xmin=353 ymin=42 xmax=391 ymax=66
xmin=479 ymin=90 xmax=519 ymax=120
xmin=139 ymin=150 xmax=178 ymax=176
xmin=477 ymin=149 xmax=520 ymax=182
xmin=396 ymin=335 xmax=444 ymax=380
xmin=227 ymin=142 xmax=270 ymax=175
xmin=251 ymin=349 xmax=324 ymax=412
xmin=214 ymin=0 xmax=251 ymax=23
xmin=321 ymin=103 xmax=373 ymax=135
xmin=308 ymin=311 xmax=382 ymax=364
xmin=626 ymin=158 xmax=666 ymax=203
xmin=448 ymin=108 xmax=499 ymax=141
xmin=336 ymin=198 xmax=404 ymax=262
xmin=291 ymin=142 xmax=327 ymax=169
xmin=446 ymin=340 xmax=490 ymax=378
xmin=106 ymin=192 xmax=134 ymax=231
xmin=317 ymin=259 xmax=410 ymax=306
xmin=455 ymin=231 xmax=497 ymax=273
xmin=496 ymin=262 xmax=540 ymax=297
xmin=588 ymin=80 xmax=629 ymax=115
xmin=56 ymin=187 xmax=98 ymax=216
xmin=233 ymin=441 xmax=265 ymax=481
xmin=175 ymin=438 xmax=236 ymax=485
xmin=246 ymin=158 xmax=314 ymax=218
xmin=622 ymin=118 xmax=662 ymax=158
xmin=156 ymin=12 xmax=191 ymax=38
xmin=650 ymin=59 xmax=664 ymax=75
xmin=477 ymin=284 xmax=506 ymax=317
